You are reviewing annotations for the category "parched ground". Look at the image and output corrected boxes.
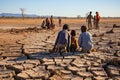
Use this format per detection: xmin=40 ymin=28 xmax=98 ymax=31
xmin=0 ymin=18 xmax=120 ymax=80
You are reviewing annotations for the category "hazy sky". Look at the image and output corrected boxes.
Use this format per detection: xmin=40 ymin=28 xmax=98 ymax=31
xmin=0 ymin=0 xmax=120 ymax=17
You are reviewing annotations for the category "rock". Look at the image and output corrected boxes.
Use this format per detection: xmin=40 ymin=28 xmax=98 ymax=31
xmin=6 ymin=65 xmax=24 ymax=73
xmin=60 ymin=69 xmax=72 ymax=75
xmin=32 ymin=65 xmax=46 ymax=71
xmin=76 ymin=72 xmax=93 ymax=78
xmin=47 ymin=65 xmax=63 ymax=71
xmin=107 ymin=65 xmax=120 ymax=77
xmin=71 ymin=61 xmax=88 ymax=68
xmin=71 ymin=76 xmax=83 ymax=80
xmin=0 ymin=70 xmax=15 ymax=79
xmin=94 ymin=76 xmax=108 ymax=80
xmin=6 ymin=61 xmax=17 ymax=66
xmin=42 ymin=58 xmax=54 ymax=62
xmin=62 ymin=74 xmax=72 ymax=80
xmin=54 ymin=57 xmax=63 ymax=62
xmin=62 ymin=58 xmax=73 ymax=64
xmin=108 ymin=70 xmax=120 ymax=77
xmin=88 ymin=67 xmax=104 ymax=71
xmin=91 ymin=71 xmax=107 ymax=77
xmin=17 ymin=72 xmax=30 ymax=79
xmin=67 ymin=66 xmax=80 ymax=73
xmin=17 ymin=69 xmax=50 ymax=79
xmin=22 ymin=63 xmax=35 ymax=70
xmin=49 ymin=75 xmax=62 ymax=80
xmin=1 ymin=53 xmax=23 ymax=57
xmin=56 ymin=62 xmax=68 ymax=68
xmin=43 ymin=61 xmax=55 ymax=66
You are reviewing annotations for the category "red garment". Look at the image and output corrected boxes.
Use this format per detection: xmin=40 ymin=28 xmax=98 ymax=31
xmin=96 ymin=14 xmax=100 ymax=21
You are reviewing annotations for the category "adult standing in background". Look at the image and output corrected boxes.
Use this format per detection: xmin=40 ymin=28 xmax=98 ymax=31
xmin=58 ymin=17 xmax=62 ymax=27
xmin=50 ymin=15 xmax=55 ymax=29
xmin=95 ymin=12 xmax=100 ymax=29
xmin=86 ymin=11 xmax=93 ymax=30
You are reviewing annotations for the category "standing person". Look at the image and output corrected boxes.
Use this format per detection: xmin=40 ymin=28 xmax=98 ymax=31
xmin=70 ymin=30 xmax=78 ymax=52
xmin=50 ymin=15 xmax=55 ymax=29
xmin=86 ymin=11 xmax=93 ymax=30
xmin=50 ymin=15 xmax=53 ymax=25
xmin=95 ymin=12 xmax=100 ymax=29
xmin=53 ymin=24 xmax=71 ymax=53
xmin=58 ymin=17 xmax=62 ymax=27
xmin=78 ymin=25 xmax=93 ymax=53
xmin=93 ymin=15 xmax=96 ymax=28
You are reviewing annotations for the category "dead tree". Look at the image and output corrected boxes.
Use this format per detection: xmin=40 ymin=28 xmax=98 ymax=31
xmin=20 ymin=8 xmax=25 ymax=19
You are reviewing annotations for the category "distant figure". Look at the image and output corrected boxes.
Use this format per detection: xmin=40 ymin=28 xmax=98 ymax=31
xmin=50 ymin=15 xmax=53 ymax=25
xmin=78 ymin=25 xmax=93 ymax=53
xmin=41 ymin=20 xmax=46 ymax=29
xmin=45 ymin=18 xmax=50 ymax=29
xmin=50 ymin=15 xmax=55 ymax=29
xmin=93 ymin=15 xmax=96 ymax=28
xmin=95 ymin=12 xmax=100 ymax=29
xmin=86 ymin=11 xmax=93 ymax=30
xmin=70 ymin=30 xmax=78 ymax=52
xmin=58 ymin=17 xmax=62 ymax=27
xmin=53 ymin=24 xmax=71 ymax=53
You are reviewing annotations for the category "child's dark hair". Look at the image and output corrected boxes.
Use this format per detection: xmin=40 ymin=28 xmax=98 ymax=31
xmin=63 ymin=24 xmax=69 ymax=30
xmin=81 ymin=25 xmax=87 ymax=32
xmin=71 ymin=30 xmax=76 ymax=36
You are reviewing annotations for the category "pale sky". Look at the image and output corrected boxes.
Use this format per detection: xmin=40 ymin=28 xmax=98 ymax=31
xmin=0 ymin=0 xmax=120 ymax=17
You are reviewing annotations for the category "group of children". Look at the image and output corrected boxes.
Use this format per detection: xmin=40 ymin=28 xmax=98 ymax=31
xmin=86 ymin=11 xmax=100 ymax=30
xmin=53 ymin=24 xmax=93 ymax=53
xmin=41 ymin=16 xmax=55 ymax=29
xmin=40 ymin=13 xmax=99 ymax=53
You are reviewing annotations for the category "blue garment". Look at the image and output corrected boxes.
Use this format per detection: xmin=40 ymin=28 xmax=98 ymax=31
xmin=55 ymin=30 xmax=70 ymax=47
xmin=78 ymin=32 xmax=93 ymax=50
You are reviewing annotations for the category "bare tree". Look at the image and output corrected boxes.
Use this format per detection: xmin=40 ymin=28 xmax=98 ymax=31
xmin=20 ymin=8 xmax=25 ymax=19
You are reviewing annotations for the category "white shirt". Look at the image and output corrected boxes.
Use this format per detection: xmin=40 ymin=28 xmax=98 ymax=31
xmin=78 ymin=32 xmax=93 ymax=50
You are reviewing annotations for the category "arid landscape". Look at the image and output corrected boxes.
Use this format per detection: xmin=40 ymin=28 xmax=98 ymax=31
xmin=0 ymin=18 xmax=120 ymax=80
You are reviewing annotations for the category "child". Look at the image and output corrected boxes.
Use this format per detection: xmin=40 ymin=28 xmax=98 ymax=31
xmin=78 ymin=25 xmax=93 ymax=53
xmin=41 ymin=20 xmax=46 ymax=29
xmin=53 ymin=24 xmax=70 ymax=53
xmin=95 ymin=12 xmax=100 ymax=29
xmin=70 ymin=30 xmax=78 ymax=52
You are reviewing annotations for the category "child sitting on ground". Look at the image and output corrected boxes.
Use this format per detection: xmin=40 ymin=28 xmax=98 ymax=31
xmin=78 ymin=25 xmax=93 ymax=53
xmin=70 ymin=30 xmax=78 ymax=52
xmin=41 ymin=20 xmax=46 ymax=29
xmin=52 ymin=24 xmax=70 ymax=53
